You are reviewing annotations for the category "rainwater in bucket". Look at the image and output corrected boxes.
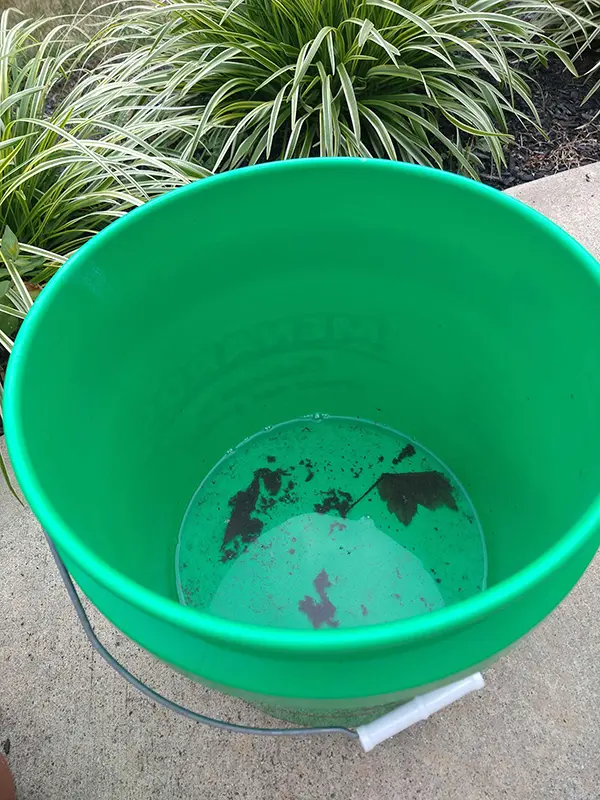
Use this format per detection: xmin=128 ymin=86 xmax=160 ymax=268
xmin=176 ymin=415 xmax=487 ymax=629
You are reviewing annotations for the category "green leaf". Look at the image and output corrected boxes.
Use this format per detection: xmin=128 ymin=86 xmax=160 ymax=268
xmin=357 ymin=18 xmax=374 ymax=48
xmin=338 ymin=63 xmax=361 ymax=140
xmin=0 ymin=450 xmax=23 ymax=507
xmin=0 ymin=304 xmax=26 ymax=319
xmin=326 ymin=29 xmax=336 ymax=76
xmin=320 ymin=70 xmax=334 ymax=156
xmin=359 ymin=104 xmax=397 ymax=160
xmin=284 ymin=113 xmax=308 ymax=159
xmin=290 ymin=27 xmax=336 ymax=92
xmin=365 ymin=25 xmax=401 ymax=65
xmin=365 ymin=0 xmax=440 ymax=38
xmin=266 ymin=85 xmax=288 ymax=157
xmin=18 ymin=255 xmax=47 ymax=273
xmin=0 ymin=326 xmax=13 ymax=353
xmin=221 ymin=0 xmax=246 ymax=23
xmin=1 ymin=226 xmax=20 ymax=264
xmin=0 ymin=282 xmax=10 ymax=300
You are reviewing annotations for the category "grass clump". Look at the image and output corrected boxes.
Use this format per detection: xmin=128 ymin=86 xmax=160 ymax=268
xmin=103 ymin=0 xmax=573 ymax=177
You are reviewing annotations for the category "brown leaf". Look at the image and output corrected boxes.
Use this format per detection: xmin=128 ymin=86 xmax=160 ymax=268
xmin=377 ymin=471 xmax=457 ymax=526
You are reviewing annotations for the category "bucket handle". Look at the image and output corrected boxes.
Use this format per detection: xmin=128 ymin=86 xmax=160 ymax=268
xmin=44 ymin=532 xmax=358 ymax=740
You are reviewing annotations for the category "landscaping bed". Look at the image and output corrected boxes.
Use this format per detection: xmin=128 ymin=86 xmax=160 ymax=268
xmin=484 ymin=56 xmax=600 ymax=188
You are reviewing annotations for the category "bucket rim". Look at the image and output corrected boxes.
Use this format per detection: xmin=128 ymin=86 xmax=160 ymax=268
xmin=5 ymin=157 xmax=600 ymax=655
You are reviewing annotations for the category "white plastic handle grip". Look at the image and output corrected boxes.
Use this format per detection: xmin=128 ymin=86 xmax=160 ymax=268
xmin=357 ymin=672 xmax=485 ymax=752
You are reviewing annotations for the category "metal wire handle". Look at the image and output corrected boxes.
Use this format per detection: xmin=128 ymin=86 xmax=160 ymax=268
xmin=45 ymin=532 xmax=358 ymax=740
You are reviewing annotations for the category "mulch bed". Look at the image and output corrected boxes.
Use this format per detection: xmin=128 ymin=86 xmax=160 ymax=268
xmin=482 ymin=55 xmax=600 ymax=188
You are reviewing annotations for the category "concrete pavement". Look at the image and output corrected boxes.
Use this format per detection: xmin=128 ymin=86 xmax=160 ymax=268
xmin=506 ymin=162 xmax=600 ymax=255
xmin=2 ymin=165 xmax=600 ymax=799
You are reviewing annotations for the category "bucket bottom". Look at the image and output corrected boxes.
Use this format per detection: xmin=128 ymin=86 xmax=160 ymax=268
xmin=248 ymin=697 xmax=403 ymax=728
xmin=176 ymin=415 xmax=487 ymax=630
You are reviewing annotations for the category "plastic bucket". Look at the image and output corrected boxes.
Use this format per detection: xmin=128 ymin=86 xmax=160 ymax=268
xmin=5 ymin=159 xmax=600 ymax=726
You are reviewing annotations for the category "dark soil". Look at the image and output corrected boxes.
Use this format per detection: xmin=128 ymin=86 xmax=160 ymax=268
xmin=483 ymin=56 xmax=600 ymax=189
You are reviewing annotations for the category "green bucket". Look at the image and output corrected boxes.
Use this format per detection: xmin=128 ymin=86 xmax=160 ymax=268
xmin=5 ymin=159 xmax=600 ymax=727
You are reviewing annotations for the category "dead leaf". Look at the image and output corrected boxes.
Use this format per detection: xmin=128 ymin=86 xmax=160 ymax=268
xmin=377 ymin=471 xmax=457 ymax=526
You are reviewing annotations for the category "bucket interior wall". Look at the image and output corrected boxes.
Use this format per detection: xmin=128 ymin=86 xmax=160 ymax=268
xmin=15 ymin=163 xmax=600 ymax=608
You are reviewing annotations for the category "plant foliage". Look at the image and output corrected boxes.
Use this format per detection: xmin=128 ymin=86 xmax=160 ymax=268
xmin=106 ymin=0 xmax=573 ymax=177
xmin=0 ymin=10 xmax=207 ymax=282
